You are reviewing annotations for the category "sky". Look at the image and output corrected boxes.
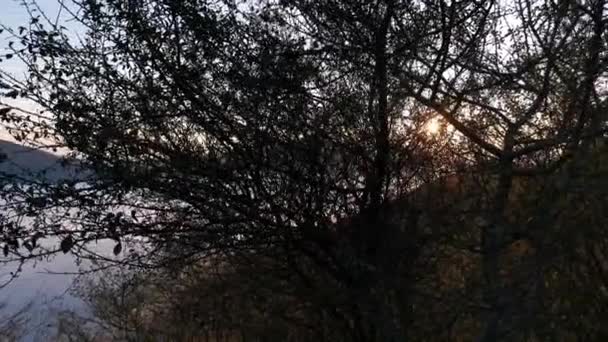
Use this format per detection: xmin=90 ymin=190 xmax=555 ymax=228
xmin=1 ymin=0 xmax=72 ymax=76
xmin=0 ymin=0 xmax=80 ymax=143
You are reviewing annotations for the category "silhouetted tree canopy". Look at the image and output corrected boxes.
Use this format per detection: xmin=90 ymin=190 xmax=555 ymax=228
xmin=0 ymin=0 xmax=607 ymax=340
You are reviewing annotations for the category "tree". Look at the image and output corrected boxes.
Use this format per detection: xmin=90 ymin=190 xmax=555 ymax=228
xmin=0 ymin=0 xmax=607 ymax=340
xmin=0 ymin=302 xmax=31 ymax=342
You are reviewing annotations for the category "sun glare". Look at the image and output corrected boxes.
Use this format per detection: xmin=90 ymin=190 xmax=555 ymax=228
xmin=424 ymin=118 xmax=441 ymax=135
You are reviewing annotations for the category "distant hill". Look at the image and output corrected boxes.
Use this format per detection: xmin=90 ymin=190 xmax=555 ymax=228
xmin=0 ymin=140 xmax=81 ymax=183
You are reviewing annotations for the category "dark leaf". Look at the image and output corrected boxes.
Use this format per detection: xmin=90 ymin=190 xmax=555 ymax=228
xmin=5 ymin=90 xmax=18 ymax=99
xmin=113 ymin=242 xmax=122 ymax=255
xmin=23 ymin=241 xmax=33 ymax=252
xmin=32 ymin=232 xmax=44 ymax=248
xmin=60 ymin=235 xmax=73 ymax=254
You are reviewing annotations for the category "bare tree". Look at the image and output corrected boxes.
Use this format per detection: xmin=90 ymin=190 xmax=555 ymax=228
xmin=0 ymin=0 xmax=606 ymax=340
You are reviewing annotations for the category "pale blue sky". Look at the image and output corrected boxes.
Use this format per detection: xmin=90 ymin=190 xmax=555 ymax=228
xmin=1 ymin=0 xmax=77 ymax=76
xmin=0 ymin=1 xmax=80 ymax=141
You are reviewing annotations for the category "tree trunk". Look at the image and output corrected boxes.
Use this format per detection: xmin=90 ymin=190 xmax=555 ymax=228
xmin=479 ymin=153 xmax=513 ymax=342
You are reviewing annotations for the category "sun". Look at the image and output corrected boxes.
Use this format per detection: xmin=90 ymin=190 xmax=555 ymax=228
xmin=424 ymin=117 xmax=441 ymax=135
